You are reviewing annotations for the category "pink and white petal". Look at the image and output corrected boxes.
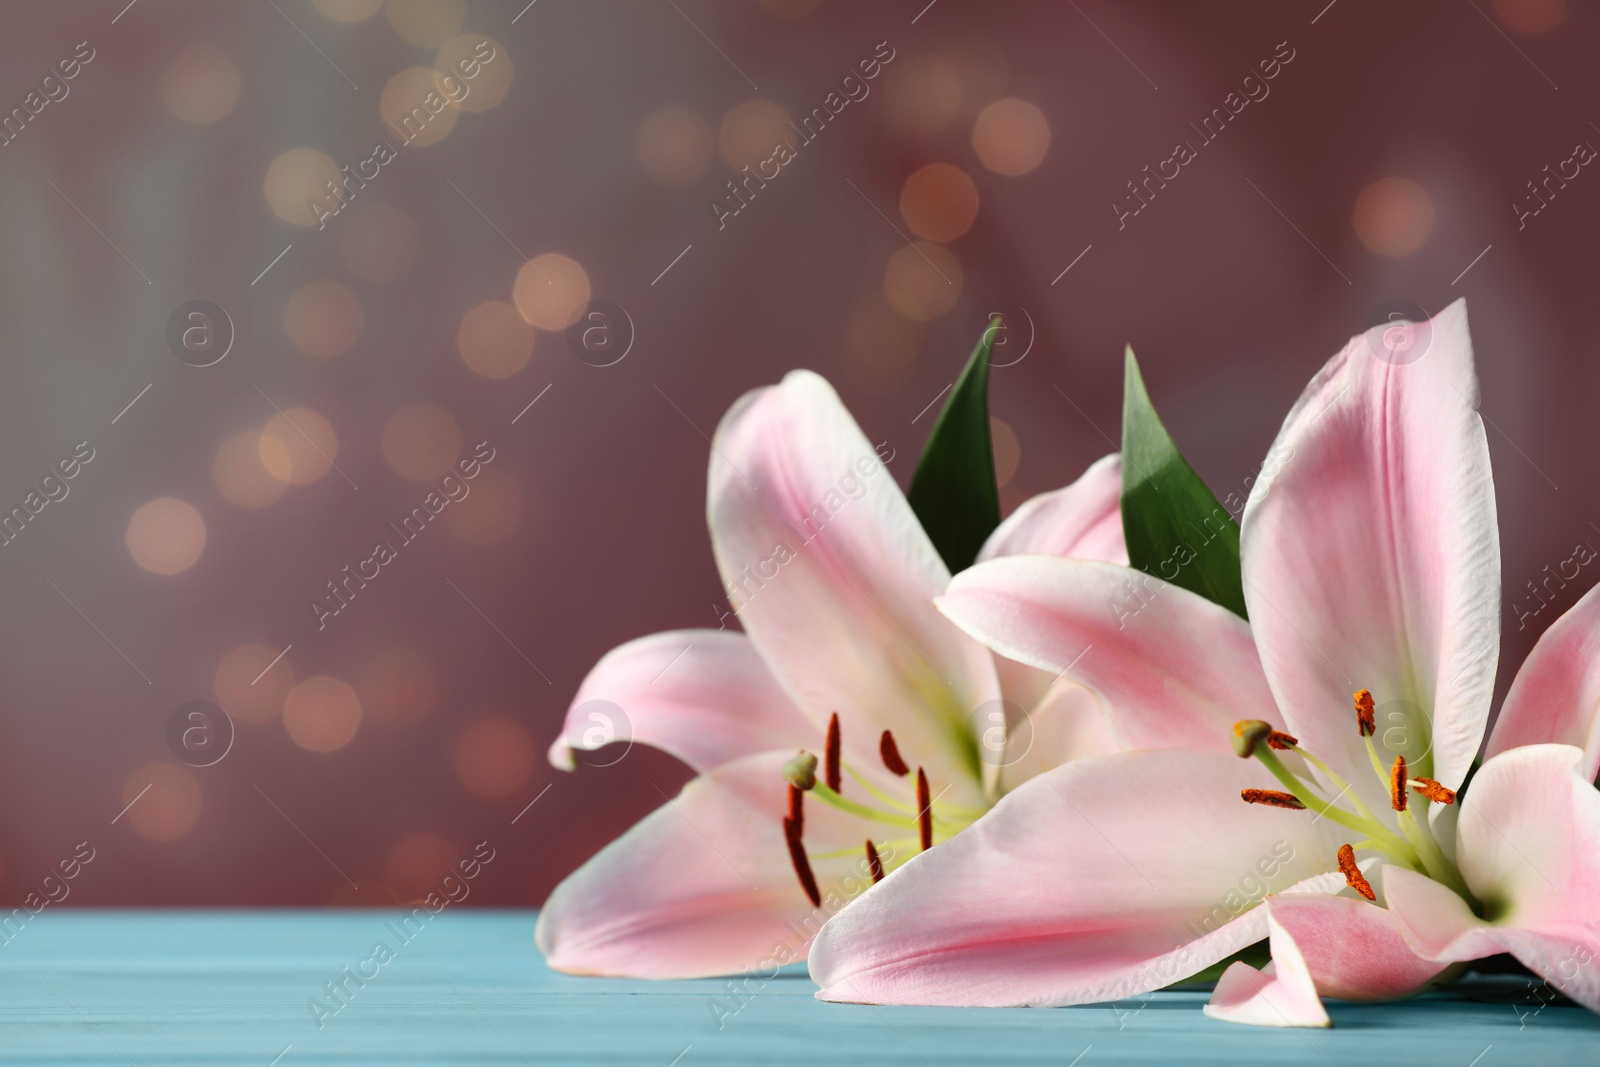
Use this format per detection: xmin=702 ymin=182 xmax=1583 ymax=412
xmin=709 ymin=371 xmax=998 ymax=804
xmin=978 ymin=453 xmax=1127 ymax=565
xmin=1268 ymin=892 xmax=1446 ymax=1002
xmin=549 ymin=630 xmax=815 ymax=774
xmin=1486 ymin=582 xmax=1600 ymax=781
xmin=1240 ymin=298 xmax=1499 ymax=796
xmin=537 ymin=752 xmax=874 ymax=979
xmin=993 ymin=656 xmax=1121 ymax=793
xmin=1206 ymin=890 xmax=1444 ymax=1028
xmin=1387 ymin=745 xmax=1600 ymax=1011
xmin=937 ymin=556 xmax=1277 ymax=754
xmin=807 ymin=750 xmax=1344 ymax=1007
xmin=1205 ymin=923 xmax=1328 ymax=1028
xmin=1455 ymin=745 xmax=1600 ymax=931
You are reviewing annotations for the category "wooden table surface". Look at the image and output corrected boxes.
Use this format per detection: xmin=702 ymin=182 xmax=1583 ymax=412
xmin=0 ymin=911 xmax=1593 ymax=1065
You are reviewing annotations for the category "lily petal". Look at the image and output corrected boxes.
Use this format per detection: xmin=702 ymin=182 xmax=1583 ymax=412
xmin=992 ymin=656 xmax=1121 ymax=793
xmin=1486 ymin=582 xmax=1600 ymax=781
xmin=1385 ymin=745 xmax=1600 ymax=1011
xmin=1207 ymin=890 xmax=1446 ymax=1027
xmin=709 ymin=371 xmax=998 ymax=802
xmin=548 ymin=630 xmax=814 ymax=774
xmin=808 ymin=749 xmax=1344 ymax=1006
xmin=1241 ymin=298 xmax=1499 ymax=795
xmin=537 ymin=752 xmax=874 ymax=979
xmin=978 ymin=453 xmax=1127 ymax=565
xmin=937 ymin=556 xmax=1276 ymax=754
xmin=1205 ymin=907 xmax=1329 ymax=1028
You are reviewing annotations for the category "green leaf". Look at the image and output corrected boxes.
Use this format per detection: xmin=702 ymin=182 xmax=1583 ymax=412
xmin=1120 ymin=346 xmax=1247 ymax=618
xmin=908 ymin=319 xmax=1003 ymax=574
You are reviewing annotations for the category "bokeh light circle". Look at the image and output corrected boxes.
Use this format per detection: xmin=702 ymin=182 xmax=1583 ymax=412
xmin=381 ymin=403 xmax=462 ymax=482
xmin=973 ymin=98 xmax=1051 ymax=176
xmin=160 ymin=45 xmax=241 ymax=125
xmin=126 ymin=497 xmax=207 ymax=575
xmin=457 ymin=300 xmax=534 ymax=379
xmin=513 ymin=253 xmax=591 ymax=331
xmin=381 ymin=67 xmax=458 ymax=148
xmin=122 ymin=763 xmax=202 ymax=842
xmin=883 ymin=242 xmax=963 ymax=321
xmin=259 ymin=407 xmax=338 ymax=486
xmin=899 ymin=162 xmax=979 ymax=242
xmin=718 ymin=100 xmax=794 ymax=172
xmin=435 ymin=35 xmax=511 ymax=113
xmin=282 ymin=675 xmax=362 ymax=753
xmin=214 ymin=642 xmax=295 ymax=723
xmin=264 ymin=148 xmax=340 ymax=227
xmin=454 ymin=717 xmax=538 ymax=798
xmin=213 ymin=432 xmax=287 ymax=509
xmin=1353 ymin=176 xmax=1435 ymax=257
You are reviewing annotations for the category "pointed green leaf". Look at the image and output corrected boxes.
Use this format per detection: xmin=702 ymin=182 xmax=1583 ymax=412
xmin=1120 ymin=346 xmax=1247 ymax=618
xmin=908 ymin=320 xmax=1003 ymax=573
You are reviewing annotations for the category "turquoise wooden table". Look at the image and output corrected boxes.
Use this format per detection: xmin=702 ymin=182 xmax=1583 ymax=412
xmin=0 ymin=911 xmax=1594 ymax=1065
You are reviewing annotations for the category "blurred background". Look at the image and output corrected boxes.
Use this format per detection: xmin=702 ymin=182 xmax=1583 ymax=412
xmin=0 ymin=0 xmax=1590 ymax=907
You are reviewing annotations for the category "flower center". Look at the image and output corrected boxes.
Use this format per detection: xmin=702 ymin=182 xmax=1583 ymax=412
xmin=1230 ymin=690 xmax=1475 ymax=905
xmin=777 ymin=713 xmax=982 ymax=904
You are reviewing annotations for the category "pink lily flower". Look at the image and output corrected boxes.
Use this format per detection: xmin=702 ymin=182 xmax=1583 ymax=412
xmin=809 ymin=299 xmax=1600 ymax=1023
xmin=537 ymin=370 xmax=1128 ymax=979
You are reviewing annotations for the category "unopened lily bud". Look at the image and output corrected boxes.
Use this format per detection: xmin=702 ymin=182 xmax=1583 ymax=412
xmin=783 ymin=752 xmax=818 ymax=791
xmin=1232 ymin=720 xmax=1274 ymax=759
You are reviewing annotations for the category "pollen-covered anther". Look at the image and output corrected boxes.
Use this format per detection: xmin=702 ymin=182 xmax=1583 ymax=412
xmin=879 ymin=729 xmax=910 ymax=777
xmin=1354 ymin=689 xmax=1376 ymax=737
xmin=916 ymin=767 xmax=932 ymax=852
xmin=1337 ymin=843 xmax=1376 ymax=902
xmin=1410 ymin=777 xmax=1456 ymax=805
xmin=1240 ymin=788 xmax=1306 ymax=810
xmin=1389 ymin=755 xmax=1408 ymax=812
xmin=1266 ymin=730 xmax=1299 ymax=751
xmin=865 ymin=839 xmax=884 ymax=883
xmin=782 ymin=816 xmax=820 ymax=907
xmin=824 ymin=712 xmax=842 ymax=793
xmin=1232 ymin=720 xmax=1274 ymax=759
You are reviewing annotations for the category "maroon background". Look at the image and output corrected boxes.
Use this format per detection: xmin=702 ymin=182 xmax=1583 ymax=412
xmin=0 ymin=0 xmax=1589 ymax=907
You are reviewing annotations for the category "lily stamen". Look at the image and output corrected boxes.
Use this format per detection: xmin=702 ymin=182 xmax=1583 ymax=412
xmin=783 ymin=815 xmax=821 ymax=907
xmin=865 ymin=840 xmax=884 ymax=883
xmin=788 ymin=784 xmax=804 ymax=835
xmin=1266 ymin=729 xmax=1298 ymax=750
xmin=916 ymin=768 xmax=932 ymax=851
xmin=1389 ymin=755 xmax=1408 ymax=812
xmin=1410 ymin=777 xmax=1456 ymax=805
xmin=1230 ymin=719 xmax=1418 ymax=863
xmin=1354 ymin=689 xmax=1376 ymax=737
xmin=1240 ymin=788 xmax=1306 ymax=809
xmin=1337 ymin=843 xmax=1376 ymax=901
xmin=879 ymin=729 xmax=910 ymax=777
xmin=825 ymin=712 xmax=842 ymax=793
